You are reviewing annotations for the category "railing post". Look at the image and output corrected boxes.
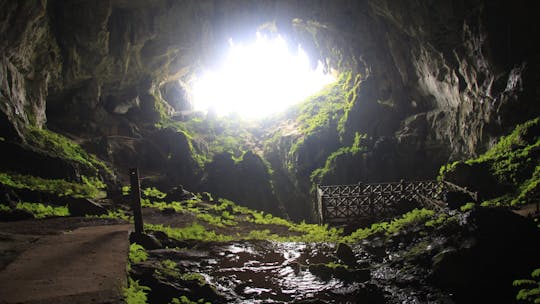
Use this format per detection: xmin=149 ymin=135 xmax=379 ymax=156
xmin=130 ymin=168 xmax=144 ymax=235
xmin=317 ymin=186 xmax=325 ymax=225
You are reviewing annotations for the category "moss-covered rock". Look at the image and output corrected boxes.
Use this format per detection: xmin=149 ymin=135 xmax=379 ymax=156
xmin=440 ymin=118 xmax=540 ymax=205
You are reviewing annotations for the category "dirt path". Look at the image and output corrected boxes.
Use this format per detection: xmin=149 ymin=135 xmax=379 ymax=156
xmin=0 ymin=223 xmax=131 ymax=304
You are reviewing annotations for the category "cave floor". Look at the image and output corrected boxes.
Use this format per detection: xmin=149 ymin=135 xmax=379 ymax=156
xmin=0 ymin=218 xmax=130 ymax=304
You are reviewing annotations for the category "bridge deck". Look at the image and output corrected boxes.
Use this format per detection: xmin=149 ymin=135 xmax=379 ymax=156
xmin=317 ymin=180 xmax=476 ymax=224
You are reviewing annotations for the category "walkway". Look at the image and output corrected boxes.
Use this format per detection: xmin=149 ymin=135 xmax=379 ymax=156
xmin=0 ymin=222 xmax=131 ymax=304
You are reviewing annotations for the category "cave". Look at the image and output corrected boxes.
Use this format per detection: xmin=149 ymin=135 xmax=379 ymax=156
xmin=1 ymin=1 xmax=539 ymax=303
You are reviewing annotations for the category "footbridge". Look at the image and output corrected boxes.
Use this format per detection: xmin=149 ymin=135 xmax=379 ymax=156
xmin=316 ymin=180 xmax=477 ymax=224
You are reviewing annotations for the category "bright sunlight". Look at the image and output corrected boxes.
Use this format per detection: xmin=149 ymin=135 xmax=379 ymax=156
xmin=192 ymin=33 xmax=335 ymax=118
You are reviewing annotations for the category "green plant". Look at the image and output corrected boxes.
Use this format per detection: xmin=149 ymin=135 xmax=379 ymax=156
xmin=145 ymin=223 xmax=233 ymax=242
xmin=0 ymin=204 xmax=12 ymax=212
xmin=15 ymin=202 xmax=69 ymax=218
xmin=24 ymin=126 xmax=111 ymax=176
xmin=196 ymin=213 xmax=237 ymax=227
xmin=180 ymin=272 xmax=207 ymax=286
xmin=439 ymin=118 xmax=540 ymax=206
xmin=129 ymin=243 xmax=148 ymax=264
xmin=90 ymin=209 xmax=131 ymax=221
xmin=143 ymin=187 xmax=167 ymax=199
xmin=0 ymin=172 xmax=105 ymax=198
xmin=325 ymin=261 xmax=349 ymax=269
xmin=344 ymin=209 xmax=435 ymax=243
xmin=459 ymin=202 xmax=476 ymax=212
xmin=310 ymin=132 xmax=366 ymax=184
xmin=513 ymin=268 xmax=540 ymax=303
xmin=170 ymin=296 xmax=210 ymax=304
xmin=124 ymin=278 xmax=151 ymax=304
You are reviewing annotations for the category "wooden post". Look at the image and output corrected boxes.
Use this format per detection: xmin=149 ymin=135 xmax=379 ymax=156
xmin=130 ymin=168 xmax=144 ymax=235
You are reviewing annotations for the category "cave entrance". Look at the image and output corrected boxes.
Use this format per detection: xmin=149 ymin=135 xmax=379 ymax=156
xmin=192 ymin=32 xmax=335 ymax=118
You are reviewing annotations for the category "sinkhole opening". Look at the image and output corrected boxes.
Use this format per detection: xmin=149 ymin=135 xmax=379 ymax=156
xmin=192 ymin=32 xmax=336 ymax=119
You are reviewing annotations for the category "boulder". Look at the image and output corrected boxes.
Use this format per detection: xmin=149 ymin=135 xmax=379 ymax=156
xmin=166 ymin=185 xmax=195 ymax=202
xmin=66 ymin=198 xmax=107 ymax=216
xmin=335 ymin=243 xmax=357 ymax=267
xmin=130 ymin=232 xmax=163 ymax=250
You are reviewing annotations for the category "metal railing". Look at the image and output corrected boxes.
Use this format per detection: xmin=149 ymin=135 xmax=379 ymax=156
xmin=316 ymin=180 xmax=476 ymax=224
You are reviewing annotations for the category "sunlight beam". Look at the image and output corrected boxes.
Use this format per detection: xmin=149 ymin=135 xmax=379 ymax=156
xmin=192 ymin=33 xmax=335 ymax=118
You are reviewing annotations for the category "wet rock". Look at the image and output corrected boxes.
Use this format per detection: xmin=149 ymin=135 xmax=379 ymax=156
xmin=308 ymin=264 xmax=333 ymax=281
xmin=335 ymin=243 xmax=356 ymax=267
xmin=166 ymin=185 xmax=195 ymax=202
xmin=334 ymin=267 xmax=371 ymax=283
xmin=444 ymin=190 xmax=475 ymax=209
xmin=65 ymin=198 xmax=107 ymax=216
xmin=150 ymin=231 xmax=190 ymax=249
xmin=130 ymin=232 xmax=162 ymax=250
xmin=430 ymin=208 xmax=540 ymax=303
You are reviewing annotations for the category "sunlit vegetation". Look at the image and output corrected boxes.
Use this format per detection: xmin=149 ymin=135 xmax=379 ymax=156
xmin=343 ymin=209 xmax=437 ymax=243
xmin=146 ymin=223 xmax=233 ymax=242
xmin=136 ymin=187 xmax=457 ymax=244
xmin=310 ymin=132 xmax=367 ymax=185
xmin=513 ymin=268 xmax=540 ymax=303
xmin=0 ymin=202 xmax=69 ymax=218
xmin=439 ymin=118 xmax=540 ymax=206
xmin=24 ymin=126 xmax=111 ymax=176
xmin=170 ymin=296 xmax=210 ymax=304
xmin=123 ymin=277 xmax=151 ymax=304
xmin=0 ymin=172 xmax=106 ymax=198
xmin=129 ymin=243 xmax=148 ymax=264
xmin=156 ymin=111 xmax=258 ymax=168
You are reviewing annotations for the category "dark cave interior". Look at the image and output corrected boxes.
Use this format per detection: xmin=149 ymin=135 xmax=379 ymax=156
xmin=1 ymin=1 xmax=539 ymax=303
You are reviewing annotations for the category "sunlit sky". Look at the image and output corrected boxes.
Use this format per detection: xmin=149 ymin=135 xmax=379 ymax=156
xmin=192 ymin=33 xmax=335 ymax=118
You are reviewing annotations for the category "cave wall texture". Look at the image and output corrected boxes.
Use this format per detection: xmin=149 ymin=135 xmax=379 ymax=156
xmin=1 ymin=0 xmax=539 ymax=219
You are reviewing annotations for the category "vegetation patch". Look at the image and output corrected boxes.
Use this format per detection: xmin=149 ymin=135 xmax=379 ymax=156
xmin=310 ymin=132 xmax=367 ymax=185
xmin=24 ymin=126 xmax=111 ymax=176
xmin=0 ymin=202 xmax=69 ymax=218
xmin=513 ymin=268 xmax=540 ymax=303
xmin=344 ymin=209 xmax=436 ymax=243
xmin=129 ymin=243 xmax=148 ymax=264
xmin=0 ymin=172 xmax=105 ymax=198
xmin=124 ymin=277 xmax=151 ymax=304
xmin=439 ymin=118 xmax=540 ymax=206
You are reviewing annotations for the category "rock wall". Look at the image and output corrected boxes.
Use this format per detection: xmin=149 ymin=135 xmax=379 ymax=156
xmin=1 ymin=0 xmax=539 ymax=219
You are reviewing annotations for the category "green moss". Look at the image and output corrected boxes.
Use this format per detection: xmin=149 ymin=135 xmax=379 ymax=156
xmin=196 ymin=212 xmax=237 ymax=227
xmin=310 ymin=132 xmax=366 ymax=184
xmin=143 ymin=187 xmax=167 ymax=199
xmin=325 ymin=261 xmax=349 ymax=270
xmin=146 ymin=223 xmax=233 ymax=242
xmin=10 ymin=202 xmax=69 ymax=218
xmin=170 ymin=296 xmax=210 ymax=304
xmin=180 ymin=272 xmax=207 ymax=286
xmin=439 ymin=118 xmax=540 ymax=206
xmin=0 ymin=204 xmax=10 ymax=212
xmin=512 ymin=165 xmax=540 ymax=205
xmin=459 ymin=202 xmax=476 ymax=212
xmin=89 ymin=209 xmax=131 ymax=221
xmin=24 ymin=126 xmax=111 ymax=176
xmin=0 ymin=172 xmax=105 ymax=198
xmin=344 ymin=209 xmax=436 ymax=243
